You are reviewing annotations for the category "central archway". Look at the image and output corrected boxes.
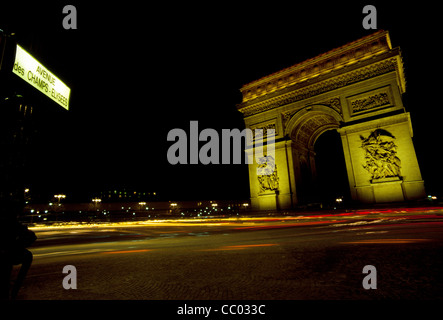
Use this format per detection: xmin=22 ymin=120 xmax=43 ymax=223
xmin=285 ymin=105 xmax=344 ymax=204
xmin=313 ymin=129 xmax=350 ymax=205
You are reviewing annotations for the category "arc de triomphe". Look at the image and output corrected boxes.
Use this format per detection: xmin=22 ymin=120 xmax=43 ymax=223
xmin=238 ymin=31 xmax=426 ymax=210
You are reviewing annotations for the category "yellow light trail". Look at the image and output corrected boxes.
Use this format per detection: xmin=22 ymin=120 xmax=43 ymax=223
xmin=101 ymin=249 xmax=152 ymax=254
xmin=340 ymin=239 xmax=432 ymax=244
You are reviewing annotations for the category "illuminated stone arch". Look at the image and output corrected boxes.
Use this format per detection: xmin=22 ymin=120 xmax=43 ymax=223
xmin=238 ymin=31 xmax=426 ymax=210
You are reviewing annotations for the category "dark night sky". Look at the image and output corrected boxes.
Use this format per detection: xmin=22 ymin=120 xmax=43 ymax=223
xmin=1 ymin=1 xmax=442 ymax=202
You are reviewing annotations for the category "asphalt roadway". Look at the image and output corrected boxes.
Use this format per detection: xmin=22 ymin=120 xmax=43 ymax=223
xmin=11 ymin=207 xmax=443 ymax=303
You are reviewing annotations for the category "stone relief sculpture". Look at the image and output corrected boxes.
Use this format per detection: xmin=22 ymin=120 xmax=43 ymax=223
xmin=360 ymin=129 xmax=401 ymax=180
xmin=257 ymin=155 xmax=279 ymax=192
xmin=351 ymin=92 xmax=390 ymax=113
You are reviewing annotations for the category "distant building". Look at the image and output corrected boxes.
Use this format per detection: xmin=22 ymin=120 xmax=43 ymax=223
xmin=98 ymin=187 xmax=157 ymax=202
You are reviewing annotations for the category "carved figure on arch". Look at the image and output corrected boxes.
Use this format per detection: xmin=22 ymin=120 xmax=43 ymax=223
xmin=257 ymin=155 xmax=279 ymax=192
xmin=360 ymin=129 xmax=401 ymax=180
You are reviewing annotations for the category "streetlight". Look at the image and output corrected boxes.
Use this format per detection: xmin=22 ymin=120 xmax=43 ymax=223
xmin=53 ymin=194 xmax=66 ymax=221
xmin=54 ymin=194 xmax=66 ymax=201
xmin=139 ymin=202 xmax=146 ymax=213
xmin=170 ymin=202 xmax=178 ymax=214
xmin=54 ymin=194 xmax=66 ymax=206
xmin=335 ymin=197 xmax=343 ymax=209
xmin=24 ymin=188 xmax=31 ymax=206
xmin=92 ymin=198 xmax=101 ymax=211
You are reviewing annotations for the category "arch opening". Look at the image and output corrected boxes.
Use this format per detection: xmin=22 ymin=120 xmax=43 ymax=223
xmin=287 ymin=108 xmax=348 ymax=205
xmin=312 ymin=129 xmax=350 ymax=206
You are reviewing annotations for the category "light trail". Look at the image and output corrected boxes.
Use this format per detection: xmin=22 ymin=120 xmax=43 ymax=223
xmin=28 ymin=206 xmax=443 ymax=231
xmin=340 ymin=239 xmax=433 ymax=244
xmin=198 ymin=243 xmax=278 ymax=251
xmin=101 ymin=249 xmax=152 ymax=254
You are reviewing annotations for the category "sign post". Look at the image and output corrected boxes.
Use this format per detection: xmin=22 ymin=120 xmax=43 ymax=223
xmin=0 ymin=38 xmax=71 ymax=223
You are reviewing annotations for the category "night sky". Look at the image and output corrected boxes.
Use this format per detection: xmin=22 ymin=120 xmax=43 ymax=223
xmin=1 ymin=2 xmax=442 ymax=202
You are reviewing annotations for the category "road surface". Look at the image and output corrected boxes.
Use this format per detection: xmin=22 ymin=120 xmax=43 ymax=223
xmin=12 ymin=207 xmax=443 ymax=300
